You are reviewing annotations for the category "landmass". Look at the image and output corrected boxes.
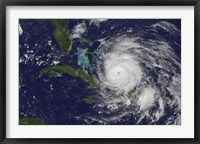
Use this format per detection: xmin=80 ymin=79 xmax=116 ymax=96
xmin=80 ymin=38 xmax=93 ymax=47
xmin=36 ymin=19 xmax=71 ymax=55
xmin=19 ymin=77 xmax=23 ymax=85
xmin=127 ymin=88 xmax=141 ymax=102
xmin=77 ymin=48 xmax=90 ymax=67
xmin=48 ymin=71 xmax=62 ymax=78
xmin=40 ymin=65 xmax=99 ymax=87
xmin=82 ymin=98 xmax=95 ymax=104
xmin=19 ymin=118 xmax=44 ymax=125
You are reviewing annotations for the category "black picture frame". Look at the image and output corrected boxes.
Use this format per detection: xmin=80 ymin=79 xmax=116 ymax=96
xmin=0 ymin=0 xmax=200 ymax=143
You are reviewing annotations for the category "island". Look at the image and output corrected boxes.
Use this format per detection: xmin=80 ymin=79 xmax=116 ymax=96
xmin=82 ymin=98 xmax=95 ymax=104
xmin=40 ymin=65 xmax=99 ymax=87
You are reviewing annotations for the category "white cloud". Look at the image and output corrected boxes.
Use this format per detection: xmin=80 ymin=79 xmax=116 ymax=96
xmin=71 ymin=23 xmax=86 ymax=39
xmin=137 ymin=87 xmax=156 ymax=110
xmin=155 ymin=98 xmax=165 ymax=121
xmin=19 ymin=24 xmax=23 ymax=35
xmin=89 ymin=19 xmax=108 ymax=26
xmin=151 ymin=21 xmax=180 ymax=34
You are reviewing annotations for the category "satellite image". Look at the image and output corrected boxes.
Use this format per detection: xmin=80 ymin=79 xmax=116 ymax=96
xmin=19 ymin=19 xmax=181 ymax=125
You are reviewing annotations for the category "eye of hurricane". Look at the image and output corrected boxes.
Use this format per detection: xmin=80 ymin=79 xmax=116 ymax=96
xmin=94 ymin=34 xmax=181 ymax=125
xmin=103 ymin=52 xmax=143 ymax=94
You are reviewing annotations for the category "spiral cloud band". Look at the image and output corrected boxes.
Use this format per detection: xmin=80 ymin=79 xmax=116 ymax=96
xmin=19 ymin=19 xmax=181 ymax=125
xmin=103 ymin=47 xmax=143 ymax=93
xmin=86 ymin=21 xmax=181 ymax=125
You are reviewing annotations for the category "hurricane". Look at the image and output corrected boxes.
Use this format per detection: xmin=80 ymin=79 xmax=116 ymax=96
xmin=85 ymin=21 xmax=181 ymax=125
xmin=19 ymin=19 xmax=181 ymax=125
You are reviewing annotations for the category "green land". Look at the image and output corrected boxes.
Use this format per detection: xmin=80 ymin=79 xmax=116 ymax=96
xmin=80 ymin=38 xmax=93 ymax=47
xmin=19 ymin=77 xmax=23 ymax=85
xmin=127 ymin=88 xmax=141 ymax=102
xmin=82 ymin=98 xmax=95 ymax=104
xmin=40 ymin=66 xmax=99 ymax=87
xmin=19 ymin=118 xmax=44 ymax=125
xmin=36 ymin=19 xmax=71 ymax=55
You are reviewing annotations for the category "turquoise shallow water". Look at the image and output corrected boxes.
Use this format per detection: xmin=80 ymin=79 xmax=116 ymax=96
xmin=19 ymin=19 xmax=181 ymax=125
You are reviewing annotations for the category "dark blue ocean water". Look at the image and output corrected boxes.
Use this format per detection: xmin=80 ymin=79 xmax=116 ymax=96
xmin=19 ymin=19 xmax=181 ymax=125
